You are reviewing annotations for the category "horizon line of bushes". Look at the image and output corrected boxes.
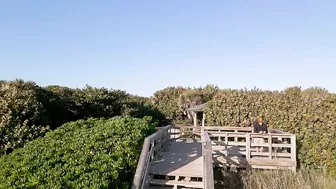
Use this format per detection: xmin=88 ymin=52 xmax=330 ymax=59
xmin=1 ymin=78 xmax=336 ymax=181
xmin=0 ymin=79 xmax=166 ymax=156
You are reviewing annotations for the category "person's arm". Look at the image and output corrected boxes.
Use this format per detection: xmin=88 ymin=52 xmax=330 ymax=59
xmin=253 ymin=122 xmax=258 ymax=133
xmin=264 ymin=123 xmax=268 ymax=133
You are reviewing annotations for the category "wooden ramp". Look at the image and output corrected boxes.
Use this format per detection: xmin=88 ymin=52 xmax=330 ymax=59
xmin=148 ymin=138 xmax=203 ymax=189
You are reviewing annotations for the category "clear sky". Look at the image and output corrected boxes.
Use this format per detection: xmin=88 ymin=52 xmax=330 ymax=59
xmin=1 ymin=0 xmax=335 ymax=96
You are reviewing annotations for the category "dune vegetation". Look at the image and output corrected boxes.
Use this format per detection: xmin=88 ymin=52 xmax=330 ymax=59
xmin=1 ymin=79 xmax=336 ymax=188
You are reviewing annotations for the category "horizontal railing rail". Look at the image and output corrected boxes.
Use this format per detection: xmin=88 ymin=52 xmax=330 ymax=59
xmin=175 ymin=125 xmax=288 ymax=134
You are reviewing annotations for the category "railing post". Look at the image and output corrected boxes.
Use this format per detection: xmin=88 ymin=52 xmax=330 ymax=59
xmin=268 ymin=134 xmax=272 ymax=160
xmin=150 ymin=140 xmax=155 ymax=161
xmin=246 ymin=133 xmax=250 ymax=160
xmin=201 ymin=130 xmax=215 ymax=189
xmin=225 ymin=132 xmax=228 ymax=156
xmin=234 ymin=129 xmax=238 ymax=142
xmin=291 ymin=134 xmax=296 ymax=162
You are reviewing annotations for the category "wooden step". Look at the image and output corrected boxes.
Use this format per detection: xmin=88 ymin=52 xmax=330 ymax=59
xmin=147 ymin=187 xmax=196 ymax=189
xmin=148 ymin=179 xmax=203 ymax=189
xmin=146 ymin=186 xmax=174 ymax=189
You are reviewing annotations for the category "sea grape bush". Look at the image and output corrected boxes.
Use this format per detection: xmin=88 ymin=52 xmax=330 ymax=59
xmin=121 ymin=95 xmax=165 ymax=125
xmin=0 ymin=116 xmax=156 ymax=189
xmin=42 ymin=85 xmax=130 ymax=128
xmin=206 ymin=87 xmax=336 ymax=176
xmin=151 ymin=86 xmax=187 ymax=124
xmin=2 ymin=78 xmax=336 ymax=177
xmin=0 ymin=79 xmax=50 ymax=156
xmin=0 ymin=79 xmax=163 ymax=156
xmin=42 ymin=85 xmax=163 ymax=126
xmin=151 ymin=85 xmax=219 ymax=124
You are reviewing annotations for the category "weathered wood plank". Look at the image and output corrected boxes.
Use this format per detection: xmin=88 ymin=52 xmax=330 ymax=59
xmin=213 ymin=155 xmax=296 ymax=167
xmin=246 ymin=133 xmax=251 ymax=160
xmin=291 ymin=135 xmax=296 ymax=161
xmin=268 ymin=135 xmax=272 ymax=159
xmin=201 ymin=130 xmax=214 ymax=189
xmin=150 ymin=138 xmax=203 ymax=178
xmin=148 ymin=179 xmax=203 ymax=188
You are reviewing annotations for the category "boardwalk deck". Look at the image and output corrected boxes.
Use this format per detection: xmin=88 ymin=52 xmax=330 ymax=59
xmin=150 ymin=138 xmax=202 ymax=177
xmin=132 ymin=125 xmax=296 ymax=189
xmin=149 ymin=138 xmax=203 ymax=188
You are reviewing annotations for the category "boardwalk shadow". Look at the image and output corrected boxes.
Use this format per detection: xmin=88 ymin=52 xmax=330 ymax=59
xmin=150 ymin=137 xmax=203 ymax=177
xmin=212 ymin=145 xmax=249 ymax=168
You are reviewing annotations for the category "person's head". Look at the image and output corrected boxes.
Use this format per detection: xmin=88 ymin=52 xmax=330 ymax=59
xmin=257 ymin=117 xmax=263 ymax=125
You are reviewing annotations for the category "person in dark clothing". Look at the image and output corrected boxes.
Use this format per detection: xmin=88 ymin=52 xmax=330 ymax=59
xmin=253 ymin=117 xmax=269 ymax=152
xmin=253 ymin=117 xmax=268 ymax=134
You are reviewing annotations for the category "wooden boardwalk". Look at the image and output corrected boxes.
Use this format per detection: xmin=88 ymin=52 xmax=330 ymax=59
xmin=149 ymin=138 xmax=203 ymax=188
xmin=150 ymin=138 xmax=203 ymax=177
xmin=132 ymin=125 xmax=297 ymax=189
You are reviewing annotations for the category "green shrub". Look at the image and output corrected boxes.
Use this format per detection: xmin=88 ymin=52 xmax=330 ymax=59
xmin=121 ymin=95 xmax=165 ymax=125
xmin=0 ymin=116 xmax=155 ymax=189
xmin=151 ymin=86 xmax=187 ymax=124
xmin=42 ymin=85 xmax=130 ymax=128
xmin=0 ymin=79 xmax=49 ymax=156
xmin=206 ymin=87 xmax=336 ymax=175
xmin=39 ymin=85 xmax=77 ymax=129
xmin=151 ymin=85 xmax=219 ymax=125
xmin=42 ymin=85 xmax=164 ymax=128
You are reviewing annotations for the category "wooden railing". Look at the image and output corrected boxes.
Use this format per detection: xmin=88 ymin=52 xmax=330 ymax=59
xmin=170 ymin=125 xmax=201 ymax=137
xmin=132 ymin=125 xmax=173 ymax=189
xmin=202 ymin=126 xmax=288 ymax=134
xmin=175 ymin=125 xmax=297 ymax=169
xmin=201 ymin=130 xmax=215 ymax=189
xmin=174 ymin=125 xmax=288 ymax=136
xmin=132 ymin=125 xmax=297 ymax=189
xmin=207 ymin=131 xmax=296 ymax=161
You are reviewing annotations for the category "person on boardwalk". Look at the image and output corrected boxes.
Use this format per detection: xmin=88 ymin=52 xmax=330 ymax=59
xmin=253 ymin=117 xmax=269 ymax=152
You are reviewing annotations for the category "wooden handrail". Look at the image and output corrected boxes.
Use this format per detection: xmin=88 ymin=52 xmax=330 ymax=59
xmin=174 ymin=125 xmax=296 ymax=163
xmin=132 ymin=125 xmax=173 ymax=189
xmin=201 ymin=129 xmax=215 ymax=189
xmin=209 ymin=131 xmax=296 ymax=162
xmin=175 ymin=125 xmax=288 ymax=134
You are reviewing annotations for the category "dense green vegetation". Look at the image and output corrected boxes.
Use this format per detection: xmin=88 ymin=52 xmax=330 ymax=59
xmin=151 ymin=85 xmax=219 ymax=124
xmin=214 ymin=168 xmax=336 ymax=189
xmin=206 ymin=87 xmax=336 ymax=176
xmin=149 ymin=85 xmax=336 ymax=175
xmin=0 ymin=80 xmax=50 ymax=155
xmin=0 ymin=116 xmax=155 ymax=189
xmin=1 ymin=78 xmax=336 ymax=187
xmin=0 ymin=79 xmax=163 ymax=156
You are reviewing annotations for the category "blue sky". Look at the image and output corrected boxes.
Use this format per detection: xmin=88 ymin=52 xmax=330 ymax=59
xmin=0 ymin=0 xmax=335 ymax=96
